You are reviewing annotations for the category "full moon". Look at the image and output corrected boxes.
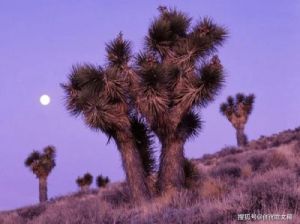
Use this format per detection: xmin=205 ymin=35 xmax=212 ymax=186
xmin=40 ymin=95 xmax=51 ymax=106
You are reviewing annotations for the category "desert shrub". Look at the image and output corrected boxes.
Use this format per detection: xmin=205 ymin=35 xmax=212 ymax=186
xmin=30 ymin=196 xmax=106 ymax=224
xmin=292 ymin=141 xmax=300 ymax=155
xmin=0 ymin=212 xmax=24 ymax=224
xmin=295 ymin=166 xmax=300 ymax=177
xmin=203 ymin=158 xmax=217 ymax=166
xmin=167 ymin=189 xmax=201 ymax=209
xmin=17 ymin=204 xmax=46 ymax=220
xmin=266 ymin=150 xmax=289 ymax=169
xmin=242 ymin=168 xmax=300 ymax=213
xmin=184 ymin=159 xmax=206 ymax=188
xmin=247 ymin=128 xmax=300 ymax=151
xmin=101 ymin=183 xmax=131 ymax=207
xmin=201 ymin=207 xmax=235 ymax=224
xmin=241 ymin=164 xmax=252 ymax=178
xmin=247 ymin=154 xmax=265 ymax=171
xmin=199 ymin=178 xmax=225 ymax=199
xmin=211 ymin=163 xmax=242 ymax=180
xmin=221 ymin=155 xmax=239 ymax=164
xmin=217 ymin=146 xmax=241 ymax=158
xmin=201 ymin=154 xmax=214 ymax=161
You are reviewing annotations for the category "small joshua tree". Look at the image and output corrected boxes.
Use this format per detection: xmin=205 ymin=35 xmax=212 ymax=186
xmin=96 ymin=175 xmax=110 ymax=188
xmin=76 ymin=173 xmax=93 ymax=191
xmin=220 ymin=93 xmax=255 ymax=146
xmin=24 ymin=146 xmax=56 ymax=202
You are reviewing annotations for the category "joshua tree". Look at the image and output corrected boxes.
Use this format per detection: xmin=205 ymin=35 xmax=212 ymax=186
xmin=62 ymin=34 xmax=155 ymax=203
xmin=62 ymin=6 xmax=226 ymax=197
xmin=133 ymin=7 xmax=227 ymax=193
xmin=220 ymin=93 xmax=255 ymax=146
xmin=24 ymin=146 xmax=56 ymax=202
xmin=76 ymin=173 xmax=93 ymax=191
xmin=96 ymin=175 xmax=110 ymax=188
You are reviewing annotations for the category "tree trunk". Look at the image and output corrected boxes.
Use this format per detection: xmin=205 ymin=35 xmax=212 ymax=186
xmin=116 ymin=131 xmax=150 ymax=203
xmin=39 ymin=176 xmax=47 ymax=203
xmin=158 ymin=135 xmax=185 ymax=194
xmin=236 ymin=127 xmax=247 ymax=147
xmin=81 ymin=185 xmax=89 ymax=192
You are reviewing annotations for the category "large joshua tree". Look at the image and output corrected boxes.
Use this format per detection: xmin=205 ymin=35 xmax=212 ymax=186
xmin=24 ymin=146 xmax=56 ymax=202
xmin=133 ymin=7 xmax=227 ymax=193
xmin=62 ymin=6 xmax=226 ymax=197
xmin=61 ymin=34 xmax=155 ymax=203
xmin=220 ymin=93 xmax=255 ymax=146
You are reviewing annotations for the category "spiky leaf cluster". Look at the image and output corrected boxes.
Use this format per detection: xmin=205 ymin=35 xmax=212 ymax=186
xmin=76 ymin=173 xmax=93 ymax=187
xmin=146 ymin=7 xmax=226 ymax=60
xmin=177 ymin=111 xmax=202 ymax=141
xmin=106 ymin=32 xmax=132 ymax=68
xmin=24 ymin=146 xmax=56 ymax=178
xmin=220 ymin=93 xmax=255 ymax=118
xmin=96 ymin=175 xmax=110 ymax=188
xmin=146 ymin=7 xmax=191 ymax=55
xmin=61 ymin=36 xmax=131 ymax=139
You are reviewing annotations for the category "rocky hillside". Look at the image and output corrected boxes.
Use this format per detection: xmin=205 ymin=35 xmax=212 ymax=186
xmin=1 ymin=127 xmax=300 ymax=224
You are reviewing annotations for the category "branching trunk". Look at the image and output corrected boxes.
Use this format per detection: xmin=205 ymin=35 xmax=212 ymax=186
xmin=39 ymin=176 xmax=47 ymax=203
xmin=116 ymin=131 xmax=150 ymax=203
xmin=158 ymin=135 xmax=185 ymax=194
xmin=236 ymin=127 xmax=247 ymax=147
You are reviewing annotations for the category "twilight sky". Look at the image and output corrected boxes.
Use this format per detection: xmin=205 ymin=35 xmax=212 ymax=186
xmin=0 ymin=0 xmax=299 ymax=211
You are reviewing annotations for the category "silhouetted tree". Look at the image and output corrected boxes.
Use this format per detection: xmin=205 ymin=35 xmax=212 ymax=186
xmin=76 ymin=173 xmax=93 ymax=191
xmin=62 ymin=34 xmax=155 ymax=203
xmin=134 ymin=7 xmax=227 ymax=193
xmin=62 ymin=6 xmax=227 ymax=197
xmin=220 ymin=93 xmax=255 ymax=146
xmin=25 ymin=146 xmax=56 ymax=202
xmin=96 ymin=175 xmax=110 ymax=188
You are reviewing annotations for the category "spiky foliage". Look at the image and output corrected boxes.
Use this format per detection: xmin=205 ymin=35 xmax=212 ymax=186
xmin=76 ymin=173 xmax=93 ymax=188
xmin=83 ymin=173 xmax=93 ymax=186
xmin=220 ymin=93 xmax=255 ymax=126
xmin=62 ymin=34 xmax=154 ymax=203
xmin=96 ymin=175 xmax=110 ymax=188
xmin=220 ymin=93 xmax=255 ymax=146
xmin=130 ymin=118 xmax=156 ymax=175
xmin=106 ymin=32 xmax=132 ymax=68
xmin=24 ymin=146 xmax=56 ymax=179
xmin=134 ymin=6 xmax=227 ymax=192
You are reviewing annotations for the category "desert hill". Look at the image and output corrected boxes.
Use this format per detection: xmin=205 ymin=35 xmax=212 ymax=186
xmin=1 ymin=127 xmax=300 ymax=224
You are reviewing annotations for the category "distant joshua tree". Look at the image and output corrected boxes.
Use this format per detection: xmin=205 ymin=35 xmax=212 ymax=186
xmin=76 ymin=173 xmax=93 ymax=191
xmin=24 ymin=146 xmax=56 ymax=203
xmin=96 ymin=175 xmax=110 ymax=188
xmin=220 ymin=93 xmax=255 ymax=146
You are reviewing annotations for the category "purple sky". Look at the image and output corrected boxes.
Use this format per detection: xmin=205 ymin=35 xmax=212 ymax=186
xmin=1 ymin=1 xmax=299 ymax=211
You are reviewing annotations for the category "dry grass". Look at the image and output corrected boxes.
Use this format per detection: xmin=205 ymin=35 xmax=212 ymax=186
xmin=1 ymin=127 xmax=300 ymax=223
